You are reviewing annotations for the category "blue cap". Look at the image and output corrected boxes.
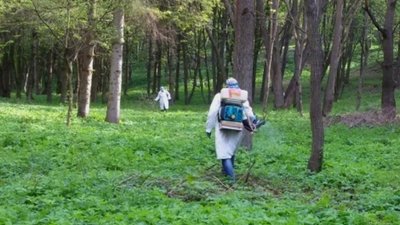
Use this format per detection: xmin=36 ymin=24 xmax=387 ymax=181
xmin=226 ymin=77 xmax=239 ymax=88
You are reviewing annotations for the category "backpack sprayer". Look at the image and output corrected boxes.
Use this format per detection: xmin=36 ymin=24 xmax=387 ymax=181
xmin=218 ymin=88 xmax=265 ymax=132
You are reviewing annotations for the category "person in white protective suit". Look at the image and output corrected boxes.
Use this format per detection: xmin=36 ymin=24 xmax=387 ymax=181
xmin=205 ymin=77 xmax=261 ymax=182
xmin=154 ymin=86 xmax=172 ymax=111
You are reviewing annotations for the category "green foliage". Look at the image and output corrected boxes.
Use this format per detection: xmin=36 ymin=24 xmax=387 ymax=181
xmin=0 ymin=91 xmax=399 ymax=224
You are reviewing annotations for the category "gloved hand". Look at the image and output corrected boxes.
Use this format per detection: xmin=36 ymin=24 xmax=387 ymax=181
xmin=206 ymin=132 xmax=211 ymax=138
xmin=254 ymin=119 xmax=266 ymax=128
xmin=243 ymin=119 xmax=255 ymax=132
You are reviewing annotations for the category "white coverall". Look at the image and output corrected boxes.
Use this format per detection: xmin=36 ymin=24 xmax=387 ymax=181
xmin=154 ymin=89 xmax=171 ymax=110
xmin=206 ymin=93 xmax=255 ymax=159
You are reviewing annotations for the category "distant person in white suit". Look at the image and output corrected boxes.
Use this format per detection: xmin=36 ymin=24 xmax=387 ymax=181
xmin=154 ymin=86 xmax=171 ymax=111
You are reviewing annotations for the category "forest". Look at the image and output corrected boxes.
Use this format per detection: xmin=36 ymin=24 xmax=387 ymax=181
xmin=0 ymin=0 xmax=399 ymax=224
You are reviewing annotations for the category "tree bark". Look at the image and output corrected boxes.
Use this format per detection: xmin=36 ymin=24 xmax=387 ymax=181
xmin=203 ymin=30 xmax=212 ymax=103
xmin=356 ymin=11 xmax=370 ymax=110
xmin=77 ymin=0 xmax=96 ymax=117
xmin=152 ymin=40 xmax=162 ymax=94
xmin=380 ymin=0 xmax=397 ymax=118
xmin=33 ymin=30 xmax=40 ymax=96
xmin=167 ymin=45 xmax=175 ymax=101
xmin=234 ymin=0 xmax=255 ymax=149
xmin=123 ymin=35 xmax=130 ymax=96
xmin=271 ymin=32 xmax=285 ymax=109
xmin=322 ymin=0 xmax=344 ymax=116
xmin=106 ymin=8 xmax=124 ymax=123
xmin=183 ymin=41 xmax=189 ymax=104
xmin=146 ymin=36 xmax=153 ymax=96
xmin=65 ymin=55 xmax=74 ymax=127
xmin=306 ymin=0 xmax=326 ymax=173
xmin=364 ymin=0 xmax=397 ymax=119
xmin=175 ymin=34 xmax=181 ymax=101
xmin=0 ymin=48 xmax=11 ymax=98
xmin=91 ymin=57 xmax=101 ymax=102
xmin=26 ymin=30 xmax=37 ymax=102
xmin=154 ymin=40 xmax=162 ymax=93
xmin=14 ymin=41 xmax=24 ymax=99
xmin=46 ymin=47 xmax=54 ymax=103
xmin=206 ymin=27 xmax=226 ymax=93
xmin=285 ymin=0 xmax=306 ymax=115
xmin=260 ymin=0 xmax=279 ymax=111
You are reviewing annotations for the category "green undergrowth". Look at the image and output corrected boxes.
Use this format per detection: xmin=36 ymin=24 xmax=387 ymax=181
xmin=0 ymin=98 xmax=399 ymax=225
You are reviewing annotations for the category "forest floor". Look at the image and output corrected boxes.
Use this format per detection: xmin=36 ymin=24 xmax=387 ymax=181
xmin=325 ymin=110 xmax=400 ymax=127
xmin=1 ymin=63 xmax=400 ymax=224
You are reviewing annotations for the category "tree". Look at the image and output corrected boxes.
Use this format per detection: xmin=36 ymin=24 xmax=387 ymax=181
xmin=233 ymin=0 xmax=255 ymax=149
xmin=322 ymin=0 xmax=362 ymax=115
xmin=283 ymin=0 xmax=306 ymax=115
xmin=260 ymin=0 xmax=279 ymax=111
xmin=364 ymin=0 xmax=397 ymax=119
xmin=356 ymin=11 xmax=371 ymax=110
xmin=77 ymin=0 xmax=97 ymax=118
xmin=322 ymin=0 xmax=344 ymax=116
xmin=305 ymin=0 xmax=327 ymax=172
xmin=105 ymin=8 xmax=124 ymax=123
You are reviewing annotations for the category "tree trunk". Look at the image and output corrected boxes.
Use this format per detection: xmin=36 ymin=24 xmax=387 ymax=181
xmin=322 ymin=0 xmax=344 ymax=116
xmin=33 ymin=30 xmax=40 ymax=96
xmin=234 ymin=0 xmax=255 ymax=150
xmin=0 ymin=49 xmax=11 ymax=98
xmin=206 ymin=27 xmax=226 ymax=93
xmin=91 ymin=57 xmax=101 ymax=102
xmin=188 ymin=32 xmax=201 ymax=104
xmin=356 ymin=11 xmax=370 ymax=110
xmin=167 ymin=45 xmax=175 ymax=101
xmin=183 ymin=41 xmax=189 ymax=105
xmin=66 ymin=56 xmax=74 ymax=127
xmin=335 ymin=33 xmax=355 ymax=100
xmin=260 ymin=0 xmax=279 ymax=111
xmin=271 ymin=33 xmax=285 ymax=109
xmin=26 ymin=30 xmax=37 ymax=102
xmin=152 ymin=41 xmax=161 ymax=94
xmin=123 ymin=36 xmax=130 ymax=96
xmin=203 ymin=30 xmax=212 ymax=103
xmin=146 ymin=36 xmax=153 ymax=96
xmin=175 ymin=34 xmax=181 ymax=101
xmin=101 ymin=57 xmax=109 ymax=104
xmin=380 ymin=0 xmax=397 ymax=118
xmin=77 ymin=0 xmax=96 ymax=117
xmin=46 ymin=47 xmax=54 ymax=103
xmin=256 ymin=0 xmax=268 ymax=103
xmin=154 ymin=40 xmax=162 ymax=92
xmin=196 ymin=31 xmax=206 ymax=103
xmin=283 ymin=0 xmax=306 ymax=115
xmin=106 ymin=8 xmax=124 ymax=123
xmin=365 ymin=0 xmax=397 ymax=119
xmin=306 ymin=0 xmax=326 ymax=173
xmin=253 ymin=23 xmax=262 ymax=102
xmin=279 ymin=2 xmax=295 ymax=78
xmin=14 ymin=42 xmax=23 ymax=99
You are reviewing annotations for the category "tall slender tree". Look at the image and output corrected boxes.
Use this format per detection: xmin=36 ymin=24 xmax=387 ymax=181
xmin=322 ymin=0 xmax=344 ymax=116
xmin=260 ymin=0 xmax=279 ymax=111
xmin=305 ymin=0 xmax=327 ymax=172
xmin=233 ymin=0 xmax=255 ymax=149
xmin=106 ymin=8 xmax=124 ymax=123
xmin=77 ymin=0 xmax=97 ymax=118
xmin=356 ymin=11 xmax=371 ymax=110
xmin=364 ymin=0 xmax=397 ymax=119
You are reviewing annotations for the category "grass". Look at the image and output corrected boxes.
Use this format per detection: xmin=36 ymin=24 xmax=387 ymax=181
xmin=1 ymin=55 xmax=400 ymax=224
xmin=1 ymin=89 xmax=400 ymax=224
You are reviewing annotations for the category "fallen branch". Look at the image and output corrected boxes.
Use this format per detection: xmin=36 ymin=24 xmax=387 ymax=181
xmin=166 ymin=179 xmax=187 ymax=197
xmin=212 ymin=175 xmax=234 ymax=191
